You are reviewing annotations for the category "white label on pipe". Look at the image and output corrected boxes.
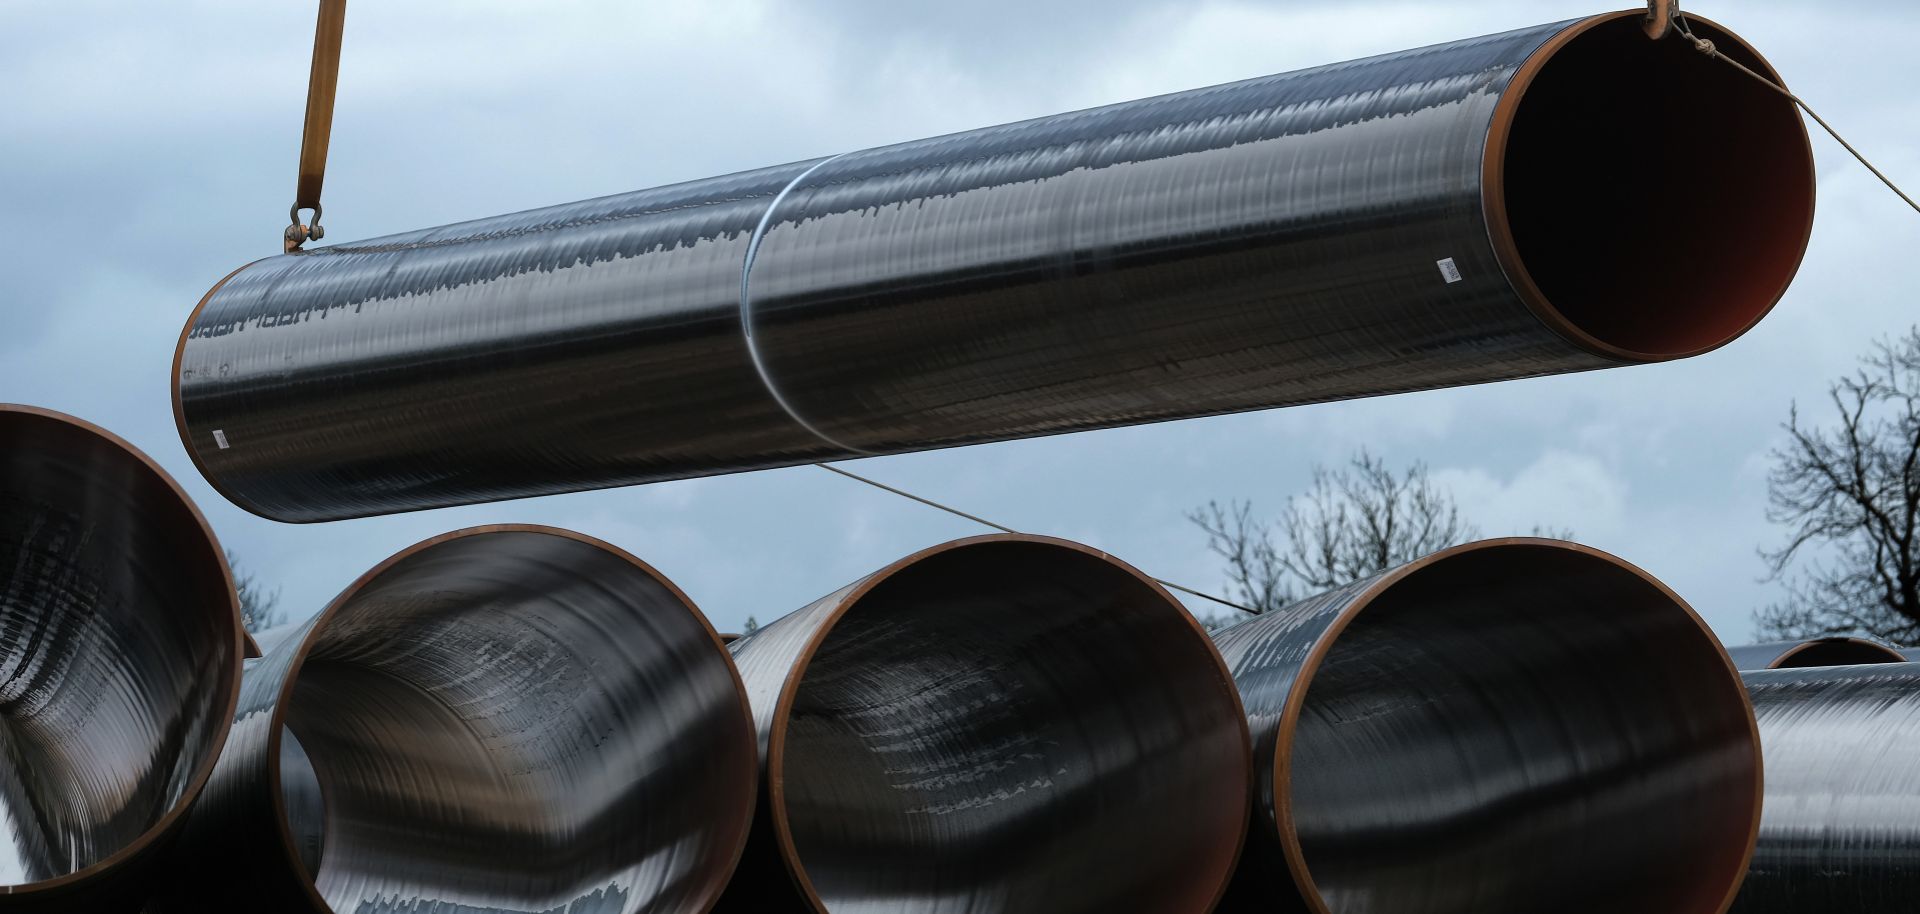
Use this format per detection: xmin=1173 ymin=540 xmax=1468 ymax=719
xmin=1436 ymin=257 xmax=1463 ymax=284
xmin=213 ymin=429 xmax=230 ymax=450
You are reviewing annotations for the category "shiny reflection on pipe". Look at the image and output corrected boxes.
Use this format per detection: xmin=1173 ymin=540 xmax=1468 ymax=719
xmin=1723 ymin=637 xmax=1905 ymax=670
xmin=175 ymin=13 xmax=1813 ymax=523
xmin=1210 ymin=538 xmax=1761 ymax=914
xmin=153 ymin=525 xmax=757 ymax=914
xmin=0 ymin=405 xmax=243 ymax=913
xmin=1734 ymin=663 xmax=1920 ymax=912
xmin=717 ymin=535 xmax=1250 ymax=914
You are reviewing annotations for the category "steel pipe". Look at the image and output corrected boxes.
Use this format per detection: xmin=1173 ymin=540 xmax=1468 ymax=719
xmin=150 ymin=525 xmax=757 ymax=914
xmin=1209 ymin=538 xmax=1761 ymax=914
xmin=174 ymin=12 xmax=1813 ymax=522
xmin=1724 ymin=637 xmax=1905 ymax=670
xmin=1733 ymin=663 xmax=1920 ymax=912
xmin=716 ymin=534 xmax=1250 ymax=913
xmin=0 ymin=405 xmax=243 ymax=913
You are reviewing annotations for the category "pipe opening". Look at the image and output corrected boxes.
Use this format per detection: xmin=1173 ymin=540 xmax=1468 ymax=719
xmin=1490 ymin=15 xmax=1815 ymax=360
xmin=1284 ymin=544 xmax=1758 ymax=913
xmin=775 ymin=540 xmax=1248 ymax=912
xmin=277 ymin=529 xmax=754 ymax=913
xmin=1775 ymin=638 xmax=1905 ymax=668
xmin=0 ymin=407 xmax=240 ymax=891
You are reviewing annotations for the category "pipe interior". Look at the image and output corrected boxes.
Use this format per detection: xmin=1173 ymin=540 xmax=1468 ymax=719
xmin=279 ymin=531 xmax=753 ymax=913
xmin=779 ymin=542 xmax=1247 ymax=913
xmin=0 ymin=411 xmax=237 ymax=887
xmin=1777 ymin=639 xmax=1905 ymax=668
xmin=1287 ymin=545 xmax=1758 ymax=914
xmin=1497 ymin=15 xmax=1814 ymax=358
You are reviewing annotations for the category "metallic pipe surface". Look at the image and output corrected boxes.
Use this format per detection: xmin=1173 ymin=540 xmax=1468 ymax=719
xmin=150 ymin=525 xmax=757 ymax=914
xmin=1209 ymin=538 xmax=1761 ymax=914
xmin=0 ymin=405 xmax=243 ymax=913
xmin=715 ymin=534 xmax=1250 ymax=914
xmin=245 ymin=621 xmax=305 ymax=658
xmin=1724 ymin=637 xmax=1906 ymax=670
xmin=1733 ymin=663 xmax=1920 ymax=912
xmin=175 ymin=12 xmax=1814 ymax=522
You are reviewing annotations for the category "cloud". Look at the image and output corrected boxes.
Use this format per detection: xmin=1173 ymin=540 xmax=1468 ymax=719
xmin=1435 ymin=450 xmax=1630 ymax=539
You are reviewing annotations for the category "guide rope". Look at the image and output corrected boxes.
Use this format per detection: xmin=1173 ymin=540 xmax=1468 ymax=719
xmin=815 ymin=463 xmax=1262 ymax=616
xmin=1656 ymin=1 xmax=1919 ymax=218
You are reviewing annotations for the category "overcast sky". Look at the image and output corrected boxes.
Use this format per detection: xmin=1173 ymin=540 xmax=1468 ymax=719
xmin=3 ymin=1 xmax=1916 ymax=641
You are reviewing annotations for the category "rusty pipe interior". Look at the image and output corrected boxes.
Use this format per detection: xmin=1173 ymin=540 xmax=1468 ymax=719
xmin=1487 ymin=13 xmax=1814 ymax=360
xmin=0 ymin=405 xmax=242 ymax=911
xmin=721 ymin=536 xmax=1250 ymax=913
xmin=1214 ymin=540 xmax=1761 ymax=914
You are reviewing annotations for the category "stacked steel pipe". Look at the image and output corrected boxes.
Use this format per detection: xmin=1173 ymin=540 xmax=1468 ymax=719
xmin=718 ymin=535 xmax=1251 ymax=913
xmin=149 ymin=526 xmax=757 ymax=913
xmin=1735 ymin=663 xmax=1920 ymax=912
xmin=0 ymin=406 xmax=244 ymax=913
xmin=1210 ymin=539 xmax=1762 ymax=914
xmin=173 ymin=11 xmax=1811 ymax=523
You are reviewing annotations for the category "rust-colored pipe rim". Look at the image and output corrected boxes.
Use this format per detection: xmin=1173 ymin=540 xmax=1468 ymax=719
xmin=170 ymin=261 xmax=275 ymax=522
xmin=1485 ymin=11 xmax=1816 ymax=362
xmin=259 ymin=523 xmax=755 ymax=914
xmin=0 ymin=404 xmax=245 ymax=896
xmin=1264 ymin=537 xmax=1762 ymax=914
xmin=760 ymin=533 xmax=1253 ymax=914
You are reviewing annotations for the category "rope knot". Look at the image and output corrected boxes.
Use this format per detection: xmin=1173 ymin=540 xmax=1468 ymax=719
xmin=1691 ymin=36 xmax=1717 ymax=55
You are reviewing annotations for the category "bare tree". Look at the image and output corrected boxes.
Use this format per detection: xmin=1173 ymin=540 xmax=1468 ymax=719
xmin=1757 ymin=328 xmax=1920 ymax=644
xmin=1277 ymin=451 xmax=1478 ymax=592
xmin=227 ymin=549 xmax=284 ymax=634
xmin=1189 ymin=450 xmax=1481 ymax=628
xmin=1187 ymin=500 xmax=1293 ymax=618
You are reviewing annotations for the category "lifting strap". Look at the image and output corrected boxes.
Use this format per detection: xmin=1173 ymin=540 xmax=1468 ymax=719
xmin=287 ymin=0 xmax=347 ymax=252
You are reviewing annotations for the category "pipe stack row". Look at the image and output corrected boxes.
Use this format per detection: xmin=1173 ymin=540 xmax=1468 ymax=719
xmin=3 ymin=402 xmax=1904 ymax=913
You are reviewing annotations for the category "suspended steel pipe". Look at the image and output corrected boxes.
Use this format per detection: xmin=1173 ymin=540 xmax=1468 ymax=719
xmin=0 ymin=405 xmax=244 ymax=913
xmin=174 ymin=11 xmax=1814 ymax=523
xmin=1209 ymin=538 xmax=1761 ymax=914
xmin=150 ymin=525 xmax=757 ymax=914
xmin=716 ymin=535 xmax=1250 ymax=913
xmin=1734 ymin=663 xmax=1920 ymax=912
xmin=1724 ymin=637 xmax=1906 ymax=670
